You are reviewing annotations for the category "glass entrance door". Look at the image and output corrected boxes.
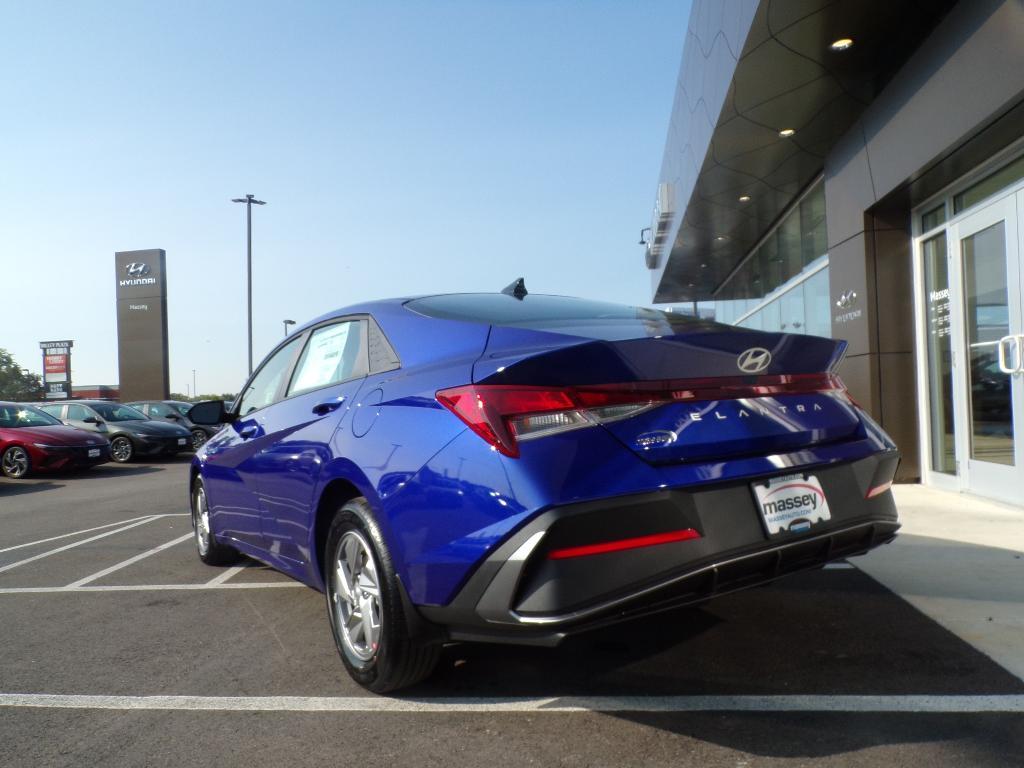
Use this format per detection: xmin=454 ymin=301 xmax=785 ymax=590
xmin=949 ymin=195 xmax=1024 ymax=502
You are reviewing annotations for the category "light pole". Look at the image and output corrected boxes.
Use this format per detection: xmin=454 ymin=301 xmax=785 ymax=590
xmin=283 ymin=319 xmax=295 ymax=337
xmin=192 ymin=369 xmax=197 ymax=398
xmin=231 ymin=194 xmax=267 ymax=375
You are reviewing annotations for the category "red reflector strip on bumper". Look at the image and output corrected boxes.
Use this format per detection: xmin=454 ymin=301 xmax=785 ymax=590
xmin=866 ymin=481 xmax=893 ymax=499
xmin=546 ymin=528 xmax=702 ymax=560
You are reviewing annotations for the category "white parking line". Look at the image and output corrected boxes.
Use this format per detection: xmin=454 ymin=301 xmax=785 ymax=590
xmin=1 ymin=693 xmax=1022 ymax=713
xmin=204 ymin=566 xmax=247 ymax=587
xmin=0 ymin=517 xmax=163 ymax=574
xmin=66 ymin=533 xmax=194 ymax=588
xmin=0 ymin=516 xmax=158 ymax=554
xmin=0 ymin=582 xmax=305 ymax=594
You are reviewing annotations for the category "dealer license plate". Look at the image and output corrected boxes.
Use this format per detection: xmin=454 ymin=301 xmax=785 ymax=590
xmin=752 ymin=473 xmax=831 ymax=536
xmin=177 ymin=438 xmax=187 ymax=446
xmin=88 ymin=448 xmax=100 ymax=458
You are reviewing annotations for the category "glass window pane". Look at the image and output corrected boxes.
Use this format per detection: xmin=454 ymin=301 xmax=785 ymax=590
xmin=780 ymin=283 xmax=805 ymax=334
xmin=962 ymin=222 xmax=1014 ymax=465
xmin=954 ymin=155 xmax=1024 ymax=213
xmin=288 ymin=321 xmax=364 ymax=396
xmin=800 ymin=182 xmax=827 ymax=267
xmin=921 ymin=233 xmax=956 ymax=474
xmin=921 ymin=203 xmax=946 ymax=232
xmin=238 ymin=336 xmax=304 ymax=416
xmin=801 ymin=268 xmax=831 ymax=338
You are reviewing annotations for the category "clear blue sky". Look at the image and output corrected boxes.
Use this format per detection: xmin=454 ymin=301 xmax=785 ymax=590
xmin=1 ymin=0 xmax=691 ymax=394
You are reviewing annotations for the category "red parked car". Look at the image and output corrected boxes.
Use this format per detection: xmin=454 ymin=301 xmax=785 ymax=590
xmin=0 ymin=402 xmax=110 ymax=479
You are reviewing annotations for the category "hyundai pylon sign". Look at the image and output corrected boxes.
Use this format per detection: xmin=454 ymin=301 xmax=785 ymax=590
xmin=114 ymin=249 xmax=169 ymax=401
xmin=38 ymin=340 xmax=73 ymax=399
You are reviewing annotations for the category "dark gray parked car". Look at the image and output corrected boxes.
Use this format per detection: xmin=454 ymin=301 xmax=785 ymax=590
xmin=128 ymin=400 xmax=221 ymax=450
xmin=37 ymin=400 xmax=191 ymax=463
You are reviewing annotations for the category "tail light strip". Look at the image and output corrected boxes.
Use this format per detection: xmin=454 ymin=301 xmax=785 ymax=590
xmin=547 ymin=528 xmax=702 ymax=560
xmin=437 ymin=373 xmax=848 ymax=458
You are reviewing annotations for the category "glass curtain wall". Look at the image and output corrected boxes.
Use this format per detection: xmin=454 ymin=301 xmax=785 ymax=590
xmin=673 ymin=180 xmax=832 ymax=338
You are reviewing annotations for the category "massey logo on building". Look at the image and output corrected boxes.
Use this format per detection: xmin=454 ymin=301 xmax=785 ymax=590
xmin=119 ymin=262 xmax=156 ymax=287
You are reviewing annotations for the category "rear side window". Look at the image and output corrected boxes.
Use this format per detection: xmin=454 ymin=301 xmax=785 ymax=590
xmin=287 ymin=320 xmax=366 ymax=396
xmin=405 ymin=294 xmax=726 ymax=340
xmin=40 ymin=404 xmax=65 ymax=419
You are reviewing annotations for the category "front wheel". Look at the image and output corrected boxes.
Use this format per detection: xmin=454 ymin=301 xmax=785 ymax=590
xmin=109 ymin=436 xmax=134 ymax=463
xmin=1 ymin=446 xmax=31 ymax=478
xmin=190 ymin=429 xmax=208 ymax=451
xmin=324 ymin=498 xmax=440 ymax=693
xmin=191 ymin=477 xmax=239 ymax=566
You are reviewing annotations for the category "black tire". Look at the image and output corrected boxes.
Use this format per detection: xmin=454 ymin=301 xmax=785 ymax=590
xmin=109 ymin=435 xmax=134 ymax=463
xmin=324 ymin=497 xmax=440 ymax=693
xmin=1 ymin=445 xmax=31 ymax=479
xmin=190 ymin=429 xmax=208 ymax=451
xmin=191 ymin=477 xmax=240 ymax=566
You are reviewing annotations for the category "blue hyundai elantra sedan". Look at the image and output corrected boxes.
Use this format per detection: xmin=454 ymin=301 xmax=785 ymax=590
xmin=188 ymin=286 xmax=900 ymax=692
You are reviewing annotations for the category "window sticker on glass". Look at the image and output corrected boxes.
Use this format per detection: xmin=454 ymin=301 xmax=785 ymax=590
xmin=291 ymin=323 xmax=353 ymax=393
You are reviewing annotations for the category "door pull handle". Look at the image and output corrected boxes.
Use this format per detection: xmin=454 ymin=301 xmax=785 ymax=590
xmin=997 ymin=335 xmax=1020 ymax=375
xmin=312 ymin=397 xmax=346 ymax=416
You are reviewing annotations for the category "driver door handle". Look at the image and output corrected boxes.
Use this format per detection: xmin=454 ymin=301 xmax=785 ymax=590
xmin=312 ymin=396 xmax=346 ymax=416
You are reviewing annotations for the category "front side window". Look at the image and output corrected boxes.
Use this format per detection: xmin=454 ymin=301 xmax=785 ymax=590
xmin=148 ymin=403 xmax=173 ymax=417
xmin=91 ymin=403 xmax=147 ymax=422
xmin=237 ymin=336 xmax=304 ymax=416
xmin=39 ymin=404 xmax=64 ymax=418
xmin=288 ymin=321 xmax=365 ymax=396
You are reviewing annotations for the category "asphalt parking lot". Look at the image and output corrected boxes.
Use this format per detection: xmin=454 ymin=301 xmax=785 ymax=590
xmin=1 ymin=462 xmax=1023 ymax=767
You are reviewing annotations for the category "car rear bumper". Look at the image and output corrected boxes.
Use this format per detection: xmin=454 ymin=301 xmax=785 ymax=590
xmin=417 ymin=450 xmax=900 ymax=646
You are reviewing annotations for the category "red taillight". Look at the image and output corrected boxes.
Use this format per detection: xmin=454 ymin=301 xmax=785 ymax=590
xmin=436 ymin=373 xmax=845 ymax=458
xmin=547 ymin=528 xmax=702 ymax=560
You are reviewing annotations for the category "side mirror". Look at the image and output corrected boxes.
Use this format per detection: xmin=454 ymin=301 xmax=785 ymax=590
xmin=82 ymin=416 xmax=99 ymax=424
xmin=188 ymin=400 xmax=235 ymax=425
xmin=167 ymin=413 xmax=182 ymax=420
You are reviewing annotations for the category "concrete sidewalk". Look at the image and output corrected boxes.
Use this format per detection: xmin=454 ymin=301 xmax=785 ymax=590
xmin=856 ymin=484 xmax=1024 ymax=681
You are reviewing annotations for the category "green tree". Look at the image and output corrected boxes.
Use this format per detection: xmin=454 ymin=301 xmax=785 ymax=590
xmin=0 ymin=349 xmax=43 ymax=401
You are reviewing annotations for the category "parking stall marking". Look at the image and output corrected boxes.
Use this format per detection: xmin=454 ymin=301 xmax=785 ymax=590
xmin=0 ymin=516 xmax=166 ymax=575
xmin=1 ymin=693 xmax=1023 ymax=713
xmin=65 ymin=533 xmax=195 ymax=588
xmin=204 ymin=565 xmax=247 ymax=586
xmin=0 ymin=516 xmax=159 ymax=554
xmin=0 ymin=582 xmax=306 ymax=594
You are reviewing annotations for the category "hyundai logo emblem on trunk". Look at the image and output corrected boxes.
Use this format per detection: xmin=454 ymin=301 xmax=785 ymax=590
xmin=737 ymin=347 xmax=772 ymax=373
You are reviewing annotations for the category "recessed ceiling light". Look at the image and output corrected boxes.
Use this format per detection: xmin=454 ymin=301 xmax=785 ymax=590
xmin=738 ymin=195 xmax=751 ymax=203
xmin=700 ymin=263 xmax=708 ymax=268
xmin=779 ymin=128 xmax=796 ymax=138
xmin=715 ymin=235 xmax=729 ymax=242
xmin=830 ymin=38 xmax=854 ymax=51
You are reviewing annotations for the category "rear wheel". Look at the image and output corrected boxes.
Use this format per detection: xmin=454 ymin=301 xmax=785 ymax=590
xmin=191 ymin=477 xmax=239 ymax=566
xmin=324 ymin=498 xmax=440 ymax=692
xmin=110 ymin=436 xmax=134 ymax=463
xmin=1 ymin=446 xmax=30 ymax=479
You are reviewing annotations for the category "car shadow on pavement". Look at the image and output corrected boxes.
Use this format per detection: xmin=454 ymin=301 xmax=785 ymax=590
xmin=0 ymin=480 xmax=64 ymax=496
xmin=403 ymin=568 xmax=1024 ymax=759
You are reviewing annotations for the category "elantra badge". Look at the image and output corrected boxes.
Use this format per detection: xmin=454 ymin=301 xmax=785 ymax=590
xmin=737 ymin=347 xmax=771 ymax=374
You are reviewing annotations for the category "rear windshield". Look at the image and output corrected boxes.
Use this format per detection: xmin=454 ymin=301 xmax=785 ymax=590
xmin=405 ymin=294 xmax=726 ymax=340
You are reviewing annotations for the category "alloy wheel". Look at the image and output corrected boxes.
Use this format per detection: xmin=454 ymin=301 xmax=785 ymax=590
xmin=110 ymin=437 xmax=133 ymax=463
xmin=2 ymin=446 xmax=29 ymax=478
xmin=193 ymin=485 xmax=211 ymax=556
xmin=331 ymin=530 xmax=383 ymax=662
xmin=190 ymin=429 xmax=208 ymax=451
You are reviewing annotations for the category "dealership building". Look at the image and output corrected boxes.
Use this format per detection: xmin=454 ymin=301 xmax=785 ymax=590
xmin=645 ymin=0 xmax=1024 ymax=505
